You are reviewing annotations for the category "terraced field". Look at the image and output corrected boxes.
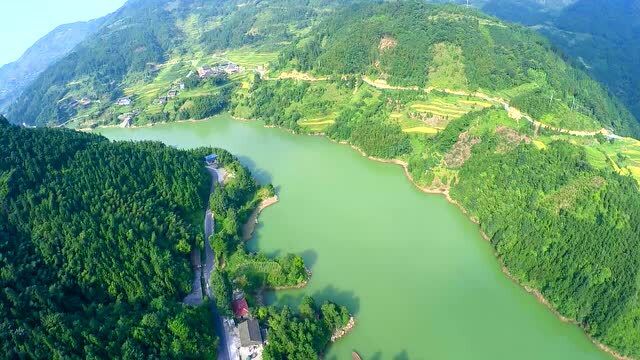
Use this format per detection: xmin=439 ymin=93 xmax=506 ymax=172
xmin=391 ymin=94 xmax=492 ymax=135
xmin=298 ymin=115 xmax=336 ymax=132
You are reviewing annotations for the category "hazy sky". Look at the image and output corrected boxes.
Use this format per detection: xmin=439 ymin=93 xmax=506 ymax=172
xmin=0 ymin=0 xmax=126 ymax=66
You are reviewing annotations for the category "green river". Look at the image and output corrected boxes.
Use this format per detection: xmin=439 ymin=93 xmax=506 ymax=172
xmin=100 ymin=114 xmax=612 ymax=360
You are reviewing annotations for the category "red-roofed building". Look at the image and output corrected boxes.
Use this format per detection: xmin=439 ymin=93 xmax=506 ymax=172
xmin=232 ymin=298 xmax=249 ymax=318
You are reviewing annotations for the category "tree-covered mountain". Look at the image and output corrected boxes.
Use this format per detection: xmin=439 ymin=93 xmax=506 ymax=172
xmin=3 ymin=0 xmax=640 ymax=358
xmin=275 ymin=1 xmax=640 ymax=137
xmin=0 ymin=116 xmax=217 ymax=357
xmin=5 ymin=0 xmax=362 ymax=127
xmin=477 ymin=0 xmax=640 ymax=134
xmin=0 ymin=18 xmax=107 ymax=114
xmin=231 ymin=2 xmax=640 ymax=357
xmin=9 ymin=0 xmax=639 ymax=138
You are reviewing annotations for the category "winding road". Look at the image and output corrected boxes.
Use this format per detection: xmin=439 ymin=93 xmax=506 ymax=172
xmin=202 ymin=166 xmax=238 ymax=360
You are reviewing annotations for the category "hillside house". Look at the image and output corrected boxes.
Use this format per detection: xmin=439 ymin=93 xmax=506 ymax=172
xmin=116 ymin=97 xmax=132 ymax=106
xmin=167 ymin=90 xmax=178 ymax=98
xmin=224 ymin=62 xmax=240 ymax=74
xmin=197 ymin=65 xmax=214 ymax=78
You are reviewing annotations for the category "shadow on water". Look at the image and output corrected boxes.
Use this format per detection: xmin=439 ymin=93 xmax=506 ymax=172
xmin=236 ymin=155 xmax=273 ymax=184
xmin=300 ymin=249 xmax=318 ymax=270
xmin=311 ymin=285 xmax=361 ymax=315
xmin=393 ymin=350 xmax=410 ymax=360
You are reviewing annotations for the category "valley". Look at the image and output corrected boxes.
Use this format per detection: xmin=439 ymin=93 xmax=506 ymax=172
xmin=100 ymin=115 xmax=616 ymax=360
xmin=2 ymin=1 xmax=640 ymax=359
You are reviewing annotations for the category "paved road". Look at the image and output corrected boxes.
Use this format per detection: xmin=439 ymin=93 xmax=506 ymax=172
xmin=201 ymin=166 xmax=237 ymax=360
xmin=182 ymin=248 xmax=203 ymax=306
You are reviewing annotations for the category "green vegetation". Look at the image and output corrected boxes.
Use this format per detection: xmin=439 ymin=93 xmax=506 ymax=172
xmin=204 ymin=147 xmax=349 ymax=358
xmin=259 ymin=296 xmax=351 ymax=360
xmin=449 ymin=137 xmax=640 ymax=355
xmin=484 ymin=0 xmax=640 ymax=128
xmin=0 ymin=117 xmax=217 ymax=358
xmin=208 ymin=155 xmax=308 ymax=294
xmin=241 ymin=68 xmax=640 ymax=358
xmin=277 ymin=1 xmax=640 ymax=137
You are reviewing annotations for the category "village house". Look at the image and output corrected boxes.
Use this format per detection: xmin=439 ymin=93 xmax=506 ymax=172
xmin=79 ymin=97 xmax=92 ymax=106
xmin=238 ymin=318 xmax=263 ymax=348
xmin=197 ymin=65 xmax=214 ymax=78
xmin=205 ymin=154 xmax=218 ymax=167
xmin=167 ymin=89 xmax=178 ymax=98
xmin=155 ymin=96 xmax=167 ymax=105
xmin=116 ymin=97 xmax=132 ymax=106
xmin=224 ymin=62 xmax=240 ymax=74
xmin=232 ymin=297 xmax=249 ymax=319
xmin=179 ymin=82 xmax=186 ymax=90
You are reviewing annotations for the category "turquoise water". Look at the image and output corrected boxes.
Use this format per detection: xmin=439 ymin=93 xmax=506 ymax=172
xmin=100 ymin=115 xmax=612 ymax=360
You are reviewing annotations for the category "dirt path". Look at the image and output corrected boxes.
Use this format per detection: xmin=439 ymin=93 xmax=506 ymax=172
xmin=363 ymin=76 xmax=610 ymax=137
xmin=269 ymin=73 xmax=612 ymax=138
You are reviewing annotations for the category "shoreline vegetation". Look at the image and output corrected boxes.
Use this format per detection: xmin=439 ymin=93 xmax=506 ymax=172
xmin=330 ymin=316 xmax=356 ymax=343
xmin=333 ymin=135 xmax=631 ymax=360
xmin=88 ymin=115 xmax=629 ymax=360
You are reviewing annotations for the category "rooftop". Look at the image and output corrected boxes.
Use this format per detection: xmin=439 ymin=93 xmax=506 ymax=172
xmin=232 ymin=298 xmax=249 ymax=318
xmin=239 ymin=319 xmax=262 ymax=347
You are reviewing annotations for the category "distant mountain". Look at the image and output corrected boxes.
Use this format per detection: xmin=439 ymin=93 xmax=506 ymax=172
xmin=479 ymin=0 xmax=640 ymax=130
xmin=0 ymin=18 xmax=107 ymax=113
xmin=276 ymin=1 xmax=640 ymax=136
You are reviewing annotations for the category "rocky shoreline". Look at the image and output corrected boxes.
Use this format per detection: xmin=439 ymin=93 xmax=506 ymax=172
xmin=331 ymin=316 xmax=356 ymax=343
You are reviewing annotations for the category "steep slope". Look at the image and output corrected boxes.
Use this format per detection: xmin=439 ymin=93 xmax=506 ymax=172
xmin=5 ymin=0 xmax=362 ymax=127
xmin=478 ymin=0 xmax=640 ymax=132
xmin=237 ymin=2 xmax=640 ymax=357
xmin=539 ymin=0 xmax=640 ymax=125
xmin=0 ymin=116 xmax=217 ymax=357
xmin=276 ymin=1 xmax=640 ymax=137
xmin=0 ymin=19 xmax=105 ymax=113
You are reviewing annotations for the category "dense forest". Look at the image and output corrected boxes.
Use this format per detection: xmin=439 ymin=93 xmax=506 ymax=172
xmin=479 ymin=0 xmax=640 ymax=129
xmin=0 ymin=117 xmax=218 ymax=358
xmin=445 ymin=128 xmax=640 ymax=355
xmin=5 ymin=0 xmax=365 ymax=127
xmin=276 ymin=1 xmax=640 ymax=137
xmin=260 ymin=296 xmax=351 ymax=359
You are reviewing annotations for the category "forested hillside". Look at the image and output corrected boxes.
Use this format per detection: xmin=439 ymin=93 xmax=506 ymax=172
xmin=5 ymin=0 xmax=363 ymax=127
xmin=276 ymin=1 xmax=640 ymax=137
xmin=234 ymin=4 xmax=640 ymax=356
xmin=0 ymin=116 xmax=217 ymax=358
xmin=477 ymin=0 xmax=640 ymax=134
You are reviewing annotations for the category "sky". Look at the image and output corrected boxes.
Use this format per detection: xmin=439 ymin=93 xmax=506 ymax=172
xmin=0 ymin=0 xmax=126 ymax=66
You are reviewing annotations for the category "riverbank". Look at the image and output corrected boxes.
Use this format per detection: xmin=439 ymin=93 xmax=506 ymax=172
xmin=328 ymin=134 xmax=631 ymax=360
xmin=78 ymin=117 xmax=211 ymax=132
xmin=331 ymin=316 xmax=356 ymax=342
xmin=242 ymin=195 xmax=279 ymax=241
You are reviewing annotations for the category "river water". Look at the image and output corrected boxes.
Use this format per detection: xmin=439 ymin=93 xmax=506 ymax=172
xmin=100 ymin=114 xmax=611 ymax=360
